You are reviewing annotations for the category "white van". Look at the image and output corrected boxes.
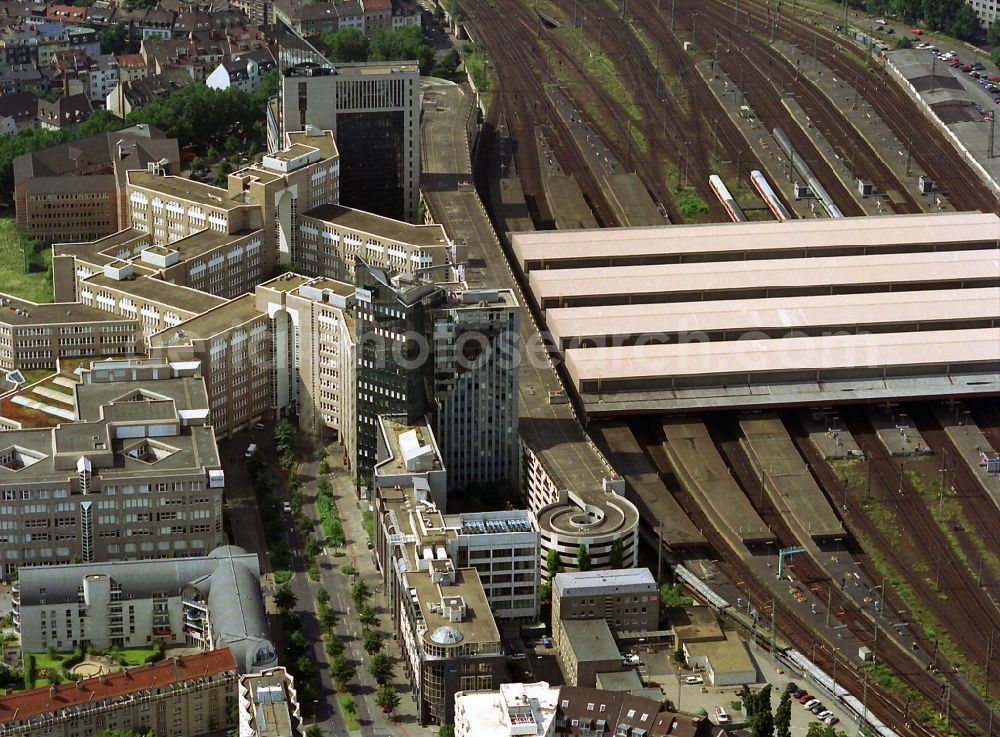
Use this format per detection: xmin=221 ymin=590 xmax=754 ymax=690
xmin=245 ymin=444 xmax=257 ymax=458
xmin=715 ymin=706 xmax=730 ymax=723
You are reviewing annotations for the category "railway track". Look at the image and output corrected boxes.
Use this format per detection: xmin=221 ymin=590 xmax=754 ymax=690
xmin=821 ymin=406 xmax=999 ymax=734
xmin=631 ymin=414 xmax=978 ymax=736
xmin=726 ymin=0 xmax=1000 ymax=213
xmin=464 ymin=0 xmax=620 ymax=227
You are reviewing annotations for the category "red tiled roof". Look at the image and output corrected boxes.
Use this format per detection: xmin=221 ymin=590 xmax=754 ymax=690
xmin=364 ymin=0 xmax=391 ymax=11
xmin=0 ymin=649 xmax=237 ymax=726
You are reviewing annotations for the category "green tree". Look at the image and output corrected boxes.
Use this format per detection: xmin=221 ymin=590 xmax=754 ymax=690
xmin=367 ymin=651 xmax=394 ymax=684
xmin=608 ymin=538 xmax=625 ymax=569
xmin=369 ymin=26 xmax=435 ymax=75
xmin=306 ymin=726 xmax=323 ymax=737
xmin=363 ymin=628 xmax=384 ymax=654
xmin=948 ymin=3 xmax=980 ymax=40
xmin=316 ymin=588 xmax=331 ymax=606
xmin=224 ymin=133 xmax=241 ymax=153
xmin=320 ymin=607 xmax=338 ymax=631
xmin=660 ymin=583 xmax=693 ymax=608
xmin=358 ymin=602 xmax=377 ymax=628
xmin=439 ymin=726 xmax=456 ymax=737
xmin=320 ymin=27 xmax=371 ymax=63
xmin=576 ymin=543 xmax=591 ymax=572
xmin=546 ymin=548 xmax=559 ymax=583
xmin=351 ymin=578 xmax=371 ymax=607
xmin=805 ymin=725 xmax=847 ymax=737
xmin=989 ymin=18 xmax=1000 ymax=47
xmin=344 ymin=697 xmax=358 ymax=717
xmin=749 ymin=685 xmax=773 ymax=737
xmin=287 ymin=630 xmax=310 ymax=659
xmin=377 ymin=685 xmax=401 ymax=716
xmin=274 ymin=583 xmax=297 ymax=613
xmin=330 ymin=654 xmax=356 ymax=690
xmin=97 ymin=729 xmax=153 ymax=737
xmin=894 ymin=36 xmax=913 ymax=49
xmin=774 ymin=691 xmax=792 ymax=737
xmin=98 ymin=23 xmax=128 ymax=55
xmin=294 ymin=655 xmax=316 ymax=681
xmin=325 ymin=634 xmax=345 ymax=658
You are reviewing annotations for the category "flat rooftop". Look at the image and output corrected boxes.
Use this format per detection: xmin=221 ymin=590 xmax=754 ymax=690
xmin=154 ymin=228 xmax=262 ymax=263
xmin=685 ymin=631 xmax=754 ymax=675
xmin=411 ymin=567 xmax=501 ymax=646
xmin=546 ymin=287 xmax=1000 ymax=345
xmin=561 ymin=618 xmax=621 ymax=662
xmin=151 ymin=294 xmax=261 ymax=347
xmin=83 ymin=273 xmax=227 ymax=316
xmin=554 ymin=568 xmax=655 ymax=596
xmin=128 ymin=171 xmax=242 ymax=210
xmin=303 ymin=203 xmax=451 ymax=247
xmin=511 ymin=212 xmax=1000 ymax=271
xmin=375 ymin=415 xmax=443 ymax=477
xmin=530 ymin=250 xmax=1000 ymax=305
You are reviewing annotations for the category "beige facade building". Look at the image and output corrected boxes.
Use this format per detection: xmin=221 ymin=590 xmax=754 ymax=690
xmin=299 ymin=203 xmax=452 ymax=283
xmin=552 ymin=569 xmax=659 ymax=636
xmin=238 ymin=666 xmax=305 ymax=737
xmin=0 ymin=358 xmax=226 ymax=580
xmin=0 ymin=649 xmax=238 ymax=737
xmin=0 ymin=294 xmax=140 ymax=372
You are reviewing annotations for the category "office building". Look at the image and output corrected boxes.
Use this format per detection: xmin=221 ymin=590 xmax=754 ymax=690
xmin=373 ymin=415 xmax=539 ymax=622
xmin=273 ymin=33 xmax=420 ymax=221
xmin=0 ymin=649 xmax=238 ymax=737
xmin=238 ymin=667 xmax=305 ymax=737
xmin=0 ymin=358 xmax=226 ymax=580
xmin=14 ymin=545 xmax=276 ymax=673
xmin=553 ymin=619 xmax=622 ymax=688
xmin=552 ymin=569 xmax=658 ymax=636
xmin=13 ymin=125 xmax=179 ymax=243
xmin=454 ymin=682 xmax=560 ymax=737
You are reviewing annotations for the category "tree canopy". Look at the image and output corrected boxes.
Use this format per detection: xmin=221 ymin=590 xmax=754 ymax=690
xmin=320 ymin=27 xmax=370 ymax=63
xmin=369 ymin=26 xmax=436 ymax=75
xmin=858 ymin=0 xmax=984 ymax=39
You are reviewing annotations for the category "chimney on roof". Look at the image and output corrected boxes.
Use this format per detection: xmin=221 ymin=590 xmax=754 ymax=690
xmin=173 ymin=656 xmax=182 ymax=666
xmin=49 ymin=685 xmax=56 ymax=698
xmin=74 ymin=679 xmax=83 ymax=690
xmin=99 ymin=673 xmax=108 ymax=685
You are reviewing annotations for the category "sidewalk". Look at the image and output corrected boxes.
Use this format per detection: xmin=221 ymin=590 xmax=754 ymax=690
xmin=301 ymin=448 xmax=438 ymax=737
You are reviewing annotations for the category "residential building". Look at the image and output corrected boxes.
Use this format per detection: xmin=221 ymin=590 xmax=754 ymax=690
xmin=14 ymin=125 xmax=179 ymax=243
xmin=0 ymin=92 xmax=37 ymax=135
xmin=116 ymin=52 xmax=148 ymax=83
xmin=205 ymin=47 xmax=274 ymax=93
xmin=552 ymin=569 xmax=658 ymax=636
xmin=0 ymin=649 xmax=239 ymax=737
xmin=45 ymin=4 xmax=87 ymax=25
xmin=373 ymin=416 xmax=539 ymax=622
xmin=81 ymin=53 xmax=119 ymax=103
xmin=14 ymin=546 xmax=277 ymax=672
xmin=36 ymin=92 xmax=92 ymax=131
xmin=0 ymin=358 xmax=226 ymax=579
xmin=238 ymin=667 xmax=305 ymax=737
xmin=0 ymin=61 xmax=42 ymax=94
xmin=390 ymin=0 xmax=421 ymax=28
xmin=274 ymin=40 xmax=420 ymax=221
xmin=362 ymin=0 xmax=391 ymax=35
xmin=0 ymin=294 xmax=140 ymax=372
xmin=555 ymin=687 xmax=711 ymax=737
xmin=965 ymin=0 xmax=998 ymax=24
xmin=454 ymin=682 xmax=560 ymax=737
xmin=106 ymin=68 xmax=196 ymax=118
xmin=553 ymin=619 xmax=622 ymax=688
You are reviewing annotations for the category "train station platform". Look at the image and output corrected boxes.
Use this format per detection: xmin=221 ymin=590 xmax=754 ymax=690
xmin=931 ymin=403 xmax=1000 ymax=513
xmin=865 ymin=406 xmax=933 ymax=457
xmin=589 ymin=423 xmax=707 ymax=549
xmin=660 ymin=419 xmax=776 ymax=546
xmin=739 ymin=415 xmax=846 ymax=542
xmin=420 ymin=79 xmax=638 ymax=558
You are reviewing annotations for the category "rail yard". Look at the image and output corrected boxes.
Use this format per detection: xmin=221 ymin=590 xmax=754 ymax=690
xmin=449 ymin=0 xmax=1000 ymax=734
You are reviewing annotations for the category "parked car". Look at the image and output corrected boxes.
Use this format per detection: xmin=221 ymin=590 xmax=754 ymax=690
xmin=685 ymin=675 xmax=704 ymax=685
xmin=802 ymin=699 xmax=819 ymax=709
xmin=792 ymin=689 xmax=807 ymax=699
xmin=817 ymin=711 xmax=834 ymax=720
xmin=885 ymin=27 xmax=894 ymax=33
xmin=623 ymin=654 xmax=641 ymax=666
xmin=809 ymin=703 xmax=826 ymax=714
xmin=824 ymin=715 xmax=840 ymax=726
xmin=252 ymin=422 xmax=266 ymax=430
xmin=715 ymin=706 xmax=730 ymax=724
xmin=282 ymin=501 xmax=292 ymax=513
xmin=911 ymin=27 xmax=922 ymax=34
xmin=785 ymin=682 xmax=799 ymax=693
xmin=798 ymin=693 xmax=813 ymax=704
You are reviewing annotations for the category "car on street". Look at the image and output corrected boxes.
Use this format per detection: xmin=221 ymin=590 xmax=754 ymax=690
xmin=911 ymin=27 xmax=922 ymax=34
xmin=252 ymin=422 xmax=266 ymax=431
xmin=785 ymin=681 xmax=799 ymax=693
xmin=684 ymin=675 xmax=704 ymax=685
xmin=283 ymin=501 xmax=292 ymax=513
xmin=512 ymin=652 xmax=527 ymax=660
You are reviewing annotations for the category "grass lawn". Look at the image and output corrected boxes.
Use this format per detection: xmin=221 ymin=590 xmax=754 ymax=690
xmin=337 ymin=694 xmax=360 ymax=731
xmin=0 ymin=217 xmax=53 ymax=303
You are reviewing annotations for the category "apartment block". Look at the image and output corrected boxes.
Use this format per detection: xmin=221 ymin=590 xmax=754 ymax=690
xmin=299 ymin=203 xmax=452 ymax=283
xmin=0 ymin=295 xmax=140 ymax=372
xmin=373 ymin=415 xmax=539 ymax=624
xmin=238 ymin=667 xmax=305 ymax=737
xmin=454 ymin=682 xmax=560 ymax=737
xmin=0 ymin=358 xmax=226 ymax=580
xmin=14 ymin=546 xmax=277 ymax=673
xmin=276 ymin=56 xmax=420 ymax=221
xmin=552 ymin=569 xmax=659 ymax=636
xmin=0 ymin=649 xmax=238 ymax=737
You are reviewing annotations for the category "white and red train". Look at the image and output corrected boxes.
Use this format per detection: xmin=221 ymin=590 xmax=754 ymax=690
xmin=750 ymin=169 xmax=792 ymax=221
xmin=708 ymin=174 xmax=746 ymax=222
